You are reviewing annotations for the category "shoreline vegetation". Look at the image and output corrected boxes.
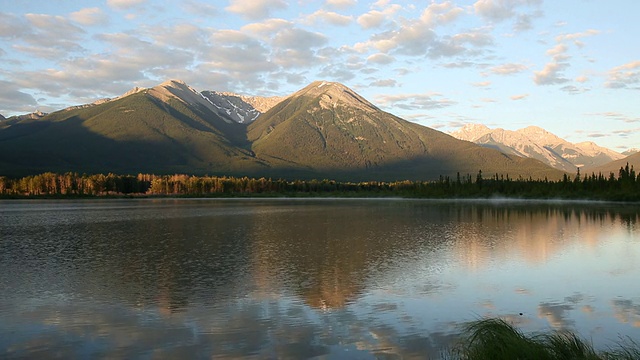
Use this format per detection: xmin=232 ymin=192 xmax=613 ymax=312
xmin=452 ymin=318 xmax=640 ymax=360
xmin=0 ymin=164 xmax=638 ymax=201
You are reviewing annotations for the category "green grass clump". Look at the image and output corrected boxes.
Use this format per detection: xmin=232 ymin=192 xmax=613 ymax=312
xmin=453 ymin=318 xmax=639 ymax=360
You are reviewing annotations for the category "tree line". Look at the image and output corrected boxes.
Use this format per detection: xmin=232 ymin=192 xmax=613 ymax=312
xmin=0 ymin=164 xmax=638 ymax=201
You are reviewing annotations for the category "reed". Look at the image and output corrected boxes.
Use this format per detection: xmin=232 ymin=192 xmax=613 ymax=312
xmin=452 ymin=318 xmax=639 ymax=360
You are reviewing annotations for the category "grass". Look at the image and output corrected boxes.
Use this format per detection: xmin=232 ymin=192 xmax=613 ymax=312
xmin=451 ymin=318 xmax=640 ymax=360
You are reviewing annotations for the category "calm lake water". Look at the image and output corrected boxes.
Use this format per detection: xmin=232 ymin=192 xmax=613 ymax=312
xmin=1 ymin=198 xmax=639 ymax=359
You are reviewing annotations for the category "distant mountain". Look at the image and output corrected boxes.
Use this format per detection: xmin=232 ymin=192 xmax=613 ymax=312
xmin=588 ymin=152 xmax=640 ymax=177
xmin=0 ymin=114 xmax=5 ymax=121
xmin=5 ymin=110 xmax=48 ymax=122
xmin=622 ymin=148 xmax=639 ymax=156
xmin=451 ymin=124 xmax=624 ymax=172
xmin=0 ymin=80 xmax=565 ymax=181
xmin=247 ymin=81 xmax=564 ymax=181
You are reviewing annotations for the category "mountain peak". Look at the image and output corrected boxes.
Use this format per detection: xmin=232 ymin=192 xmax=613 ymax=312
xmin=450 ymin=123 xmax=492 ymax=142
xmin=452 ymin=123 xmax=624 ymax=171
xmin=291 ymin=81 xmax=379 ymax=112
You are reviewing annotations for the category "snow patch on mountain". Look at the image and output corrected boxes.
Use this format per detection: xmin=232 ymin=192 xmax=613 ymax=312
xmin=200 ymin=91 xmax=281 ymax=124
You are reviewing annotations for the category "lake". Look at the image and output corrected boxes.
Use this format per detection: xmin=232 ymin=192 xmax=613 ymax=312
xmin=1 ymin=198 xmax=639 ymax=359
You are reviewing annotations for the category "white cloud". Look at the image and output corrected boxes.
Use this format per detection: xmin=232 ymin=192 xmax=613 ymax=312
xmin=272 ymin=28 xmax=329 ymax=67
xmin=107 ymin=0 xmax=147 ymax=10
xmin=370 ymin=79 xmax=397 ymax=87
xmin=375 ymin=93 xmax=455 ymax=110
xmin=302 ymin=10 xmax=353 ymax=26
xmin=474 ymin=0 xmax=541 ymax=22
xmin=555 ymin=29 xmax=600 ymax=43
xmin=472 ymin=81 xmax=492 ymax=87
xmin=69 ymin=7 xmax=108 ymax=26
xmin=325 ymin=0 xmax=356 ymax=10
xmin=5 ymin=13 xmax=87 ymax=59
xmin=0 ymin=80 xmax=38 ymax=114
xmin=510 ymin=93 xmax=528 ymax=100
xmin=575 ymin=75 xmax=588 ymax=83
xmin=357 ymin=10 xmax=386 ymax=29
xmin=357 ymin=4 xmax=401 ymax=29
xmin=420 ymin=1 xmax=464 ymax=27
xmin=241 ymin=18 xmax=292 ymax=37
xmin=367 ymin=53 xmax=394 ymax=65
xmin=533 ymin=61 xmax=569 ymax=85
xmin=489 ymin=63 xmax=528 ymax=75
xmin=226 ymin=0 xmax=287 ymax=20
xmin=181 ymin=1 xmax=218 ymax=16
xmin=605 ymin=61 xmax=640 ymax=89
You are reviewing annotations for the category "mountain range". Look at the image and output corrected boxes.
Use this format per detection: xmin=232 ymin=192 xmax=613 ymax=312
xmin=450 ymin=124 xmax=626 ymax=173
xmin=0 ymin=80 xmax=599 ymax=181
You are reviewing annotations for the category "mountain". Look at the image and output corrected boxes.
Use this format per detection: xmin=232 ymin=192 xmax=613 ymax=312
xmin=588 ymin=152 xmax=640 ymax=177
xmin=247 ymin=81 xmax=564 ymax=181
xmin=0 ymin=114 xmax=5 ymax=121
xmin=0 ymin=80 xmax=263 ymax=176
xmin=451 ymin=124 xmax=624 ymax=172
xmin=0 ymin=80 xmax=565 ymax=181
xmin=200 ymin=91 xmax=281 ymax=124
xmin=622 ymin=148 xmax=639 ymax=156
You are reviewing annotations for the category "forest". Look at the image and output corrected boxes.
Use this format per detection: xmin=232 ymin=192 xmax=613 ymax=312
xmin=0 ymin=164 xmax=638 ymax=201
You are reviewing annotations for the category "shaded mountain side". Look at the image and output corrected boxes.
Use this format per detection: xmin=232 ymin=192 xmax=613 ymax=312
xmin=587 ymin=152 xmax=640 ymax=177
xmin=248 ymin=82 xmax=565 ymax=181
xmin=1 ymin=79 xmax=565 ymax=181
xmin=0 ymin=91 xmax=265 ymax=177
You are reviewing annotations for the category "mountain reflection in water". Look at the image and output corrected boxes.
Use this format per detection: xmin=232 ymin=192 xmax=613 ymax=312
xmin=1 ymin=199 xmax=639 ymax=359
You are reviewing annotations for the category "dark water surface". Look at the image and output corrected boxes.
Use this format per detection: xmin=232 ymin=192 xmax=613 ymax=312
xmin=1 ymin=198 xmax=639 ymax=359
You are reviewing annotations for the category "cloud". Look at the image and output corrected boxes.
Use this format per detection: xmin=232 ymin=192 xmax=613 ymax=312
xmin=3 ymin=13 xmax=87 ymax=59
xmin=605 ymin=61 xmax=640 ymax=89
xmin=325 ymin=0 xmax=356 ymax=10
xmin=555 ymin=29 xmax=600 ymax=43
xmin=302 ymin=10 xmax=353 ymax=26
xmin=69 ymin=7 xmax=108 ymax=26
xmin=420 ymin=1 xmax=464 ymax=27
xmin=560 ymin=85 xmax=588 ymax=94
xmin=374 ymin=93 xmax=455 ymax=110
xmin=546 ymin=43 xmax=568 ymax=58
xmin=472 ymin=81 xmax=491 ymax=87
xmin=357 ymin=10 xmax=387 ymax=29
xmin=207 ymin=30 xmax=276 ymax=73
xmin=0 ymin=80 xmax=38 ymax=114
xmin=318 ymin=64 xmax=357 ymax=82
xmin=367 ymin=53 xmax=395 ymax=65
xmin=538 ymin=301 xmax=574 ymax=329
xmin=241 ymin=18 xmax=292 ymax=36
xmin=271 ymin=28 xmax=328 ymax=67
xmin=474 ymin=0 xmax=542 ymax=22
xmin=575 ymin=75 xmax=589 ymax=83
xmin=369 ymin=79 xmax=397 ymax=87
xmin=510 ymin=94 xmax=528 ymax=100
xmin=533 ymin=61 xmax=569 ymax=85
xmin=612 ymin=299 xmax=640 ymax=327
xmin=226 ymin=0 xmax=287 ymax=20
xmin=0 ymin=12 xmax=24 ymax=38
xmin=357 ymin=4 xmax=401 ymax=29
xmin=489 ymin=63 xmax=528 ymax=75
xmin=107 ymin=0 xmax=147 ymax=10
xmin=182 ymin=1 xmax=218 ymax=16
xmin=141 ymin=23 xmax=207 ymax=50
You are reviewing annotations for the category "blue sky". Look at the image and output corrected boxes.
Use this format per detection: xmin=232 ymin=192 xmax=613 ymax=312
xmin=1 ymin=0 xmax=638 ymax=151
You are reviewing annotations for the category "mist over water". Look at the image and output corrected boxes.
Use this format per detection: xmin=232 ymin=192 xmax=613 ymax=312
xmin=1 ymin=199 xmax=639 ymax=359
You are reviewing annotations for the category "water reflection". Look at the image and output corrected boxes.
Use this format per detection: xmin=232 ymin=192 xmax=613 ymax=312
xmin=1 ymin=199 xmax=639 ymax=358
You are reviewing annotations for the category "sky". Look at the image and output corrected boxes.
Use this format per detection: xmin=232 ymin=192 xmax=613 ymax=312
xmin=1 ymin=0 xmax=638 ymax=152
